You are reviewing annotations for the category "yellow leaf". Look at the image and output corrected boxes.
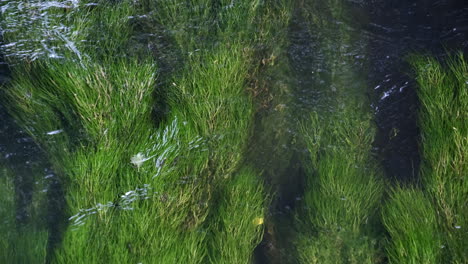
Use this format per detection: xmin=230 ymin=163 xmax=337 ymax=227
xmin=253 ymin=217 xmax=264 ymax=226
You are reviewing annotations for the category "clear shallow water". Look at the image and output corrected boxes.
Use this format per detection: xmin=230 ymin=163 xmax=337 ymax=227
xmin=1 ymin=0 xmax=468 ymax=262
xmin=251 ymin=0 xmax=468 ymax=262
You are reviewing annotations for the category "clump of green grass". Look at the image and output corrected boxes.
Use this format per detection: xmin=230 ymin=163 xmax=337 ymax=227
xmin=301 ymin=107 xmax=382 ymax=232
xmin=296 ymin=104 xmax=384 ymax=264
xmin=5 ymin=56 xmax=207 ymax=263
xmin=1 ymin=0 xmax=292 ymax=262
xmin=382 ymin=187 xmax=440 ymax=264
xmin=411 ymin=53 xmax=467 ymax=263
xmin=2 ymin=1 xmax=212 ymax=262
xmin=146 ymin=1 xmax=293 ymax=262
xmin=207 ymin=167 xmax=267 ymax=263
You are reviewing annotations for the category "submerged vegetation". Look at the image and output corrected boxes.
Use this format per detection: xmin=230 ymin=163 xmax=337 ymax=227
xmin=413 ymin=54 xmax=467 ymax=263
xmin=382 ymin=187 xmax=440 ymax=263
xmin=0 ymin=165 xmax=48 ymax=263
xmin=296 ymin=105 xmax=384 ymax=264
xmin=0 ymin=0 xmax=467 ymax=263
xmin=293 ymin=1 xmax=384 ymax=263
xmin=0 ymin=0 xmax=291 ymax=263
xmin=383 ymin=54 xmax=468 ymax=264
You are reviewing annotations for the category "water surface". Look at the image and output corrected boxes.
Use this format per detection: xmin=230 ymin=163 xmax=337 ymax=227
xmin=1 ymin=0 xmax=467 ymax=262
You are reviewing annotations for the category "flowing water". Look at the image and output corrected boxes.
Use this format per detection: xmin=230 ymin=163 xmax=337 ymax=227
xmin=251 ymin=1 xmax=468 ymax=261
xmin=1 ymin=0 xmax=467 ymax=262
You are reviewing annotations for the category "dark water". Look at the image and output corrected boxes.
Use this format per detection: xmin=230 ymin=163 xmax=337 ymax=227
xmin=367 ymin=0 xmax=468 ymax=182
xmin=1 ymin=0 xmax=468 ymax=262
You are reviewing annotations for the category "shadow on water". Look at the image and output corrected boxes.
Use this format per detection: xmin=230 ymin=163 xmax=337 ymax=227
xmin=131 ymin=19 xmax=182 ymax=126
xmin=131 ymin=0 xmax=223 ymax=126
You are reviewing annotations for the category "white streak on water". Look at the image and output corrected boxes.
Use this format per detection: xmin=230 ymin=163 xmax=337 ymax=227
xmin=69 ymin=185 xmax=154 ymax=227
xmin=46 ymin=129 xmax=63 ymax=135
xmin=41 ymin=40 xmax=60 ymax=59
xmin=32 ymin=1 xmax=71 ymax=10
xmin=380 ymin=91 xmax=390 ymax=100
xmin=55 ymin=28 xmax=84 ymax=66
